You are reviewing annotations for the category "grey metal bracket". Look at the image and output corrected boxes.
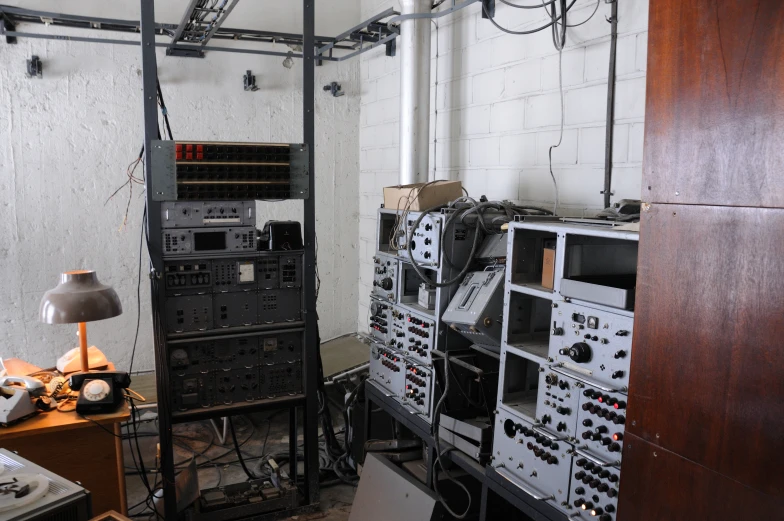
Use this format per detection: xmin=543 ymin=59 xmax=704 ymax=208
xmin=481 ymin=0 xmax=496 ymax=19
xmin=323 ymin=82 xmax=344 ymax=97
xmin=150 ymin=140 xmax=177 ymax=201
xmin=26 ymin=55 xmax=41 ymax=77
xmin=244 ymin=70 xmax=259 ymax=91
xmin=2 ymin=15 xmax=16 ymax=44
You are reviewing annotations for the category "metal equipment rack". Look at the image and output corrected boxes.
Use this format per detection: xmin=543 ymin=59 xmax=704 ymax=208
xmin=364 ymin=381 xmax=568 ymax=521
xmin=138 ymin=1 xmax=320 ymax=519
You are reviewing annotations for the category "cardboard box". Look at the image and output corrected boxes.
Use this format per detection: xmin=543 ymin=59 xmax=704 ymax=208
xmin=542 ymin=247 xmax=556 ymax=289
xmin=383 ymin=181 xmax=463 ymax=212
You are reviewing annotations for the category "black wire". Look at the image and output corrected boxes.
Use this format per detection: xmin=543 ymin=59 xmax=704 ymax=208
xmin=228 ymin=416 xmax=257 ymax=480
xmin=481 ymin=0 xmax=577 ymax=35
xmin=499 ymin=0 xmax=555 ymax=8
xmin=128 ymin=205 xmax=146 ymax=375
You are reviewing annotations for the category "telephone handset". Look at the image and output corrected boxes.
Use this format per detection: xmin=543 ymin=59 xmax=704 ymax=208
xmin=69 ymin=371 xmax=131 ymax=414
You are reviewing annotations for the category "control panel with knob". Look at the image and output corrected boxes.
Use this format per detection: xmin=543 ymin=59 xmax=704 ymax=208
xmin=402 ymin=362 xmax=432 ymax=417
xmin=369 ymin=343 xmax=405 ymax=399
xmin=549 ymin=302 xmax=634 ymax=389
xmin=389 ymin=306 xmax=436 ymax=366
xmin=492 ymin=409 xmax=574 ymax=508
xmin=536 ymin=371 xmax=581 ymax=438
xmin=368 ymin=297 xmax=392 ymax=344
xmin=371 ymin=252 xmax=399 ymax=302
xmin=570 ymin=458 xmax=620 ymax=521
xmin=397 ymin=212 xmax=442 ymax=267
xmin=575 ymin=387 xmax=627 ymax=464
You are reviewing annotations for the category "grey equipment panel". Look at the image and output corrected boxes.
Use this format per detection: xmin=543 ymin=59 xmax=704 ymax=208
xmin=535 ymin=371 xmax=581 ymax=439
xmin=150 ymin=140 xmax=177 ymax=201
xmin=369 ymin=297 xmax=392 ymax=345
xmin=560 ymin=278 xmax=635 ymax=311
xmin=259 ymin=331 xmax=303 ymax=365
xmin=215 ymin=367 xmax=261 ymax=404
xmin=169 ymin=336 xmax=258 ymax=373
xmin=258 ymin=288 xmax=302 ymax=324
xmin=372 ymin=252 xmax=399 ymax=302
xmin=165 ymin=295 xmax=213 ymax=333
xmin=349 ymin=453 xmax=442 ymax=521
xmin=161 ymin=201 xmax=256 ymax=228
xmin=171 ymin=371 xmax=216 ymax=411
xmin=260 ymin=362 xmax=303 ymax=397
xmin=549 ymin=302 xmax=634 ymax=390
xmin=213 ymin=291 xmax=258 ymax=328
xmin=401 ymin=360 xmax=433 ymax=419
xmin=162 ymin=226 xmax=256 ymax=257
xmin=164 ymin=260 xmax=213 ymax=296
xmin=392 ymin=306 xmax=436 ymax=366
xmin=369 ymin=343 xmax=405 ymax=399
xmin=279 ymin=254 xmax=303 ymax=288
xmin=398 ymin=212 xmax=442 ymax=267
xmin=257 ymin=254 xmax=280 ymax=289
xmin=569 ymin=450 xmax=621 ymax=520
xmin=442 ymin=268 xmax=505 ymax=351
xmin=211 ymin=258 xmax=258 ymax=292
xmin=491 ymin=409 xmax=574 ymax=512
xmin=574 ymin=387 xmax=626 ymax=465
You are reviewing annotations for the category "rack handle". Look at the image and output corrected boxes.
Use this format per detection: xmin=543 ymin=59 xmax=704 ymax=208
xmin=494 ymin=467 xmax=555 ymax=501
xmin=550 ymin=366 xmax=618 ymax=393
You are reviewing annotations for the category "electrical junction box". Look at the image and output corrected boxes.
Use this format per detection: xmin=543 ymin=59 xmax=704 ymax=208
xmin=442 ymin=268 xmax=505 ymax=351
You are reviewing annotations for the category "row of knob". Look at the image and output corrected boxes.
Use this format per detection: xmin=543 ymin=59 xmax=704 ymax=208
xmin=408 ymin=327 xmax=430 ymax=338
xmin=575 ymin=459 xmax=619 ymax=482
xmin=572 ymin=498 xmax=614 ymax=520
xmin=581 ymin=404 xmax=627 ymax=424
xmin=583 ymin=390 xmax=627 ymax=409
xmin=405 ymin=386 xmax=426 ymax=405
xmin=580 ymin=431 xmax=622 ymax=452
xmin=168 ymin=273 xmax=211 ymax=286
xmin=525 ymin=442 xmax=559 ymax=465
xmin=381 ymin=359 xmax=401 ymax=372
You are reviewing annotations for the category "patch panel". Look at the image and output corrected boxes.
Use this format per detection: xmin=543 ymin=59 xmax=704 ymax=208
xmin=402 ymin=362 xmax=432 ymax=417
xmin=369 ymin=343 xmax=405 ymax=399
xmin=260 ymin=363 xmax=303 ymax=397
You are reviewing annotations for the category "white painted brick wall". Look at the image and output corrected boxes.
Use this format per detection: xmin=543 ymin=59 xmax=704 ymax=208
xmin=357 ymin=0 xmax=649 ymax=333
xmin=0 ymin=22 xmax=361 ymax=371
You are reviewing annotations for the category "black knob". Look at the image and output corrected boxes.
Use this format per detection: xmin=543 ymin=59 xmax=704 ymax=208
xmin=556 ymin=406 xmax=570 ymax=415
xmin=607 ymin=488 xmax=618 ymax=497
xmin=574 ymin=499 xmax=585 ymax=508
xmin=557 ymin=422 xmax=567 ymax=432
xmin=575 ymin=487 xmax=585 ymax=495
xmin=582 ymin=431 xmax=593 ymax=440
xmin=606 ymin=505 xmax=616 ymax=513
xmin=541 ymin=414 xmax=552 ymax=425
xmin=584 ymin=461 xmax=595 ymax=470
xmin=559 ymin=380 xmax=569 ymax=390
xmin=609 ymin=442 xmax=621 ymax=452
xmin=614 ymin=400 xmax=627 ymax=410
xmin=591 ymin=432 xmax=602 ymax=441
xmin=547 ymin=456 xmax=558 ymax=465
xmin=582 ymin=475 xmax=592 ymax=484
xmin=608 ymin=474 xmax=619 ymax=483
xmin=590 ymin=390 xmax=602 ymax=399
xmin=599 ymin=470 xmax=610 ymax=479
xmin=567 ymin=342 xmax=592 ymax=363
xmin=380 ymin=277 xmax=393 ymax=290
xmin=591 ymin=466 xmax=601 ymax=475
xmin=602 ymin=437 xmax=612 ymax=446
xmin=541 ymin=439 xmax=552 ymax=447
xmin=611 ymin=370 xmax=625 ymax=379
xmin=600 ymin=515 xmax=612 ymax=521
xmin=583 ymin=419 xmax=593 ymax=427
xmin=614 ymin=349 xmax=627 ymax=359
xmin=589 ymin=479 xmax=600 ymax=489
xmin=576 ymin=458 xmax=586 ymax=467
xmin=596 ymin=425 xmax=608 ymax=433
xmin=582 ymin=403 xmax=592 ymax=411
xmin=591 ymin=507 xmax=604 ymax=516
xmin=583 ymin=390 xmax=593 ymax=397
xmin=581 ymin=501 xmax=594 ymax=510
xmin=612 ymin=415 xmax=626 ymax=425
xmin=598 ymin=483 xmax=609 ymax=492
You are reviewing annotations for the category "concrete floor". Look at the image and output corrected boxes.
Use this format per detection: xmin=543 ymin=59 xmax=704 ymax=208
xmin=124 ymin=336 xmax=369 ymax=519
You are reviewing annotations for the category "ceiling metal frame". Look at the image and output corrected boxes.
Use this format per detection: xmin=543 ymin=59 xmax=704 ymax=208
xmin=0 ymin=3 xmax=403 ymax=62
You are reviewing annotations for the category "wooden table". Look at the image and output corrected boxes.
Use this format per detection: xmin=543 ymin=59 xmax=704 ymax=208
xmin=0 ymin=399 xmax=131 ymax=515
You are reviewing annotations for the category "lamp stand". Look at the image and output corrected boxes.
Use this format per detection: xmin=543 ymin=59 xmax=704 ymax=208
xmin=78 ymin=322 xmax=89 ymax=373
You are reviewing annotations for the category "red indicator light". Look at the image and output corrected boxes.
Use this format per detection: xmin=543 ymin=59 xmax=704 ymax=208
xmin=186 ymin=144 xmax=193 ymax=152
xmin=612 ymin=433 xmax=623 ymax=441
xmin=186 ymin=152 xmax=193 ymax=160
xmin=196 ymin=144 xmax=203 ymax=153
xmin=176 ymin=150 xmax=182 ymax=160
xmin=196 ymin=152 xmax=204 ymax=160
xmin=597 ymin=396 xmax=604 ymax=403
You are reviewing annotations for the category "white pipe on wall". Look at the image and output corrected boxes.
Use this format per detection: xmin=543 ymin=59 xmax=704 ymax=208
xmin=398 ymin=0 xmax=432 ymax=185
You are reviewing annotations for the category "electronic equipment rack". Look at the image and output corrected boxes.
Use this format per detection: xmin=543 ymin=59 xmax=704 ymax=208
xmin=139 ymin=1 xmax=320 ymax=519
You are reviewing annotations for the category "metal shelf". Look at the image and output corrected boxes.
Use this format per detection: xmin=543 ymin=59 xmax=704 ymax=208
xmin=171 ymin=394 xmax=306 ymax=424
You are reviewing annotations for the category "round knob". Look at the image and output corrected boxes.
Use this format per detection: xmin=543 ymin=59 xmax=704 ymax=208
xmin=370 ymin=301 xmax=383 ymax=317
xmin=575 ymin=487 xmax=585 ymax=495
xmin=607 ymin=488 xmax=618 ymax=498
xmin=547 ymin=456 xmax=558 ymax=465
xmin=567 ymin=342 xmax=592 ymax=363
xmin=556 ymin=406 xmax=570 ymax=415
xmin=380 ymin=277 xmax=393 ymax=290
xmin=581 ymin=501 xmax=593 ymax=511
xmin=589 ymin=479 xmax=600 ymax=489
xmin=600 ymin=515 xmax=612 ymax=521
xmin=597 ymin=483 xmax=609 ymax=492
xmin=575 ymin=471 xmax=586 ymax=480
xmin=609 ymin=442 xmax=621 ymax=452
xmin=596 ymin=425 xmax=608 ymax=433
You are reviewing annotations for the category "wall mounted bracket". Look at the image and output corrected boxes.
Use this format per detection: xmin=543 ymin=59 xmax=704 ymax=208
xmin=26 ymin=55 xmax=41 ymax=77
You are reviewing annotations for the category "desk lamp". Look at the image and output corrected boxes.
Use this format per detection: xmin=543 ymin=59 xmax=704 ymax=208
xmin=39 ymin=270 xmax=122 ymax=373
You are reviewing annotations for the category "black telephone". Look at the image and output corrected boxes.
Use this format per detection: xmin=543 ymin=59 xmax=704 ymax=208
xmin=69 ymin=371 xmax=131 ymax=414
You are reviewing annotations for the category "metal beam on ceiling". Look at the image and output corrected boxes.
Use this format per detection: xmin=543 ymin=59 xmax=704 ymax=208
xmin=168 ymin=0 xmax=241 ymax=57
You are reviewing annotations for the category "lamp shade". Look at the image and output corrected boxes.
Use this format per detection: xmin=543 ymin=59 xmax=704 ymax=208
xmin=39 ymin=270 xmax=122 ymax=324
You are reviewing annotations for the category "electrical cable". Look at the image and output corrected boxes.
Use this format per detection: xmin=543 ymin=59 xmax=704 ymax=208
xmin=567 ymin=0 xmax=600 ymax=27
xmin=547 ymin=46 xmax=564 ymax=215
xmin=481 ymin=0 xmax=577 ymax=36
xmin=500 ymin=0 xmax=556 ymax=7
xmin=228 ymin=416 xmax=257 ymax=480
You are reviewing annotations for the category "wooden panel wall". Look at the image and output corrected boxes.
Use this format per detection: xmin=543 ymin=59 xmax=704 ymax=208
xmin=620 ymin=0 xmax=784 ymax=519
xmin=643 ymin=0 xmax=784 ymax=207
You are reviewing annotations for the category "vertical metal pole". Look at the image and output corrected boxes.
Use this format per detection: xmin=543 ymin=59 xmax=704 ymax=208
xmin=289 ymin=407 xmax=298 ymax=485
xmin=302 ymin=0 xmax=320 ymax=506
xmin=140 ymin=1 xmax=177 ymax=519
xmin=603 ymin=0 xmax=618 ymax=209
